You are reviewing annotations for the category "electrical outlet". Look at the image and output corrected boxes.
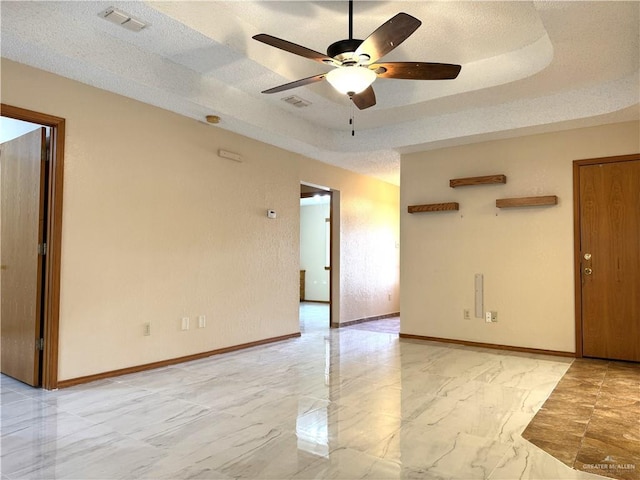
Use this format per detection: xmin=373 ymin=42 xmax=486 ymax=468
xmin=143 ymin=322 xmax=151 ymax=336
xmin=485 ymin=311 xmax=498 ymax=323
xmin=463 ymin=309 xmax=471 ymax=320
xmin=181 ymin=317 xmax=190 ymax=330
xmin=198 ymin=315 xmax=206 ymax=328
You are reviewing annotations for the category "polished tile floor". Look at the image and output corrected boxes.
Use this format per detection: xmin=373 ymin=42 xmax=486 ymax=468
xmin=523 ymin=359 xmax=640 ymax=480
xmin=345 ymin=318 xmax=400 ymax=335
xmin=1 ymin=304 xmax=610 ymax=479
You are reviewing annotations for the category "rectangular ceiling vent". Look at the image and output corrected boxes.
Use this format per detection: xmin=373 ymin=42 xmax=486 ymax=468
xmin=282 ymin=95 xmax=311 ymax=108
xmin=98 ymin=7 xmax=149 ymax=32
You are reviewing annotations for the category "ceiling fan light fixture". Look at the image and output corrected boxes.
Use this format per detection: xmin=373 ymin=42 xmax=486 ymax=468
xmin=326 ymin=66 xmax=376 ymax=95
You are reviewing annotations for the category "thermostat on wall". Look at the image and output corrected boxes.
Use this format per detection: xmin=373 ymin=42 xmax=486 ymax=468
xmin=267 ymin=210 xmax=277 ymax=219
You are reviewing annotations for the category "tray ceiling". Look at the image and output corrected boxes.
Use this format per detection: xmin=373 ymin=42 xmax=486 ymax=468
xmin=2 ymin=1 xmax=638 ymax=184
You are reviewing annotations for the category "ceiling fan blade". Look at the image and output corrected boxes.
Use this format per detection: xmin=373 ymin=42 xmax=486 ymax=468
xmin=253 ymin=34 xmax=333 ymax=64
xmin=351 ymin=86 xmax=376 ymax=110
xmin=262 ymin=74 xmax=327 ymax=94
xmin=355 ymin=13 xmax=421 ymax=64
xmin=372 ymin=62 xmax=462 ymax=80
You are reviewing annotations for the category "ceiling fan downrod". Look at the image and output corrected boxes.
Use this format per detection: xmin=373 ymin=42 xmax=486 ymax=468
xmin=349 ymin=0 xmax=353 ymax=40
xmin=327 ymin=0 xmax=361 ymax=60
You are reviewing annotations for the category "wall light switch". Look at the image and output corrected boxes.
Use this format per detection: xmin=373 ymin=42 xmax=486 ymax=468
xmin=181 ymin=317 xmax=190 ymax=330
xmin=198 ymin=315 xmax=206 ymax=328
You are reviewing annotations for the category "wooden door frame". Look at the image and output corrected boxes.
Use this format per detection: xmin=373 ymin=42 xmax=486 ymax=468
xmin=300 ymin=186 xmax=336 ymax=327
xmin=572 ymin=152 xmax=640 ymax=358
xmin=1 ymin=104 xmax=65 ymax=389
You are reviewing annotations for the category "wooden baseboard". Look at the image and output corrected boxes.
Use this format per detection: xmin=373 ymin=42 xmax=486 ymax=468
xmin=57 ymin=332 xmax=302 ymax=388
xmin=333 ymin=312 xmax=400 ymax=328
xmin=398 ymin=333 xmax=575 ymax=358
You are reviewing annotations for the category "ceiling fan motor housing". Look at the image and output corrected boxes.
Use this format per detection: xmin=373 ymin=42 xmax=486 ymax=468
xmin=327 ymin=38 xmax=364 ymax=62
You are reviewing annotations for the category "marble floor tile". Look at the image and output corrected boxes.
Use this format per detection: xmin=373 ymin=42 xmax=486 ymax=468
xmin=290 ymin=447 xmax=401 ymax=480
xmin=397 ymin=422 xmax=512 ymax=478
xmin=1 ymin=396 xmax=62 ymax=436
xmin=574 ymin=436 xmax=640 ymax=480
xmin=491 ymin=437 xmax=608 ymax=480
xmin=4 ymin=420 xmax=166 ymax=479
xmin=522 ymin=358 xmax=640 ymax=480
xmin=0 ymin=304 xmax=619 ymax=479
xmin=149 ymin=423 xmax=296 ymax=479
xmin=0 ymin=389 xmax=28 ymax=407
xmin=345 ymin=317 xmax=400 ymax=334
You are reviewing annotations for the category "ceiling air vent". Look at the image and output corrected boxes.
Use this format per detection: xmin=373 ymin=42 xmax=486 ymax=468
xmin=98 ymin=7 xmax=149 ymax=32
xmin=282 ymin=95 xmax=311 ymax=108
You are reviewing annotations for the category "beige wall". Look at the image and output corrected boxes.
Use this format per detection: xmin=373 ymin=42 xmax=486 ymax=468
xmin=1 ymin=59 xmax=400 ymax=380
xmin=401 ymin=122 xmax=639 ymax=352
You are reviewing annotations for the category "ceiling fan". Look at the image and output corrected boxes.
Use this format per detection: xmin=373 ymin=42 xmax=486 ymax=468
xmin=252 ymin=0 xmax=462 ymax=110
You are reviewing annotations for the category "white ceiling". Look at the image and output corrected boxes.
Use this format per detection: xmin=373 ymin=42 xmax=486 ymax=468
xmin=2 ymin=1 xmax=638 ymax=185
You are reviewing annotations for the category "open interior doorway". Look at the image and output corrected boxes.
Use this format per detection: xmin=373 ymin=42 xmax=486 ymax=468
xmin=1 ymin=104 xmax=65 ymax=390
xmin=300 ymin=184 xmax=333 ymax=332
xmin=1 ymin=118 xmax=48 ymax=387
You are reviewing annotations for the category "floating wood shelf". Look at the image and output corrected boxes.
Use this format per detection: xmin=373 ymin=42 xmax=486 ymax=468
xmin=496 ymin=195 xmax=558 ymax=208
xmin=408 ymin=202 xmax=459 ymax=214
xmin=450 ymin=174 xmax=507 ymax=188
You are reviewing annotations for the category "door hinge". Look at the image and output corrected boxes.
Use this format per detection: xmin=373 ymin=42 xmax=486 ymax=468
xmin=36 ymin=338 xmax=45 ymax=351
xmin=38 ymin=243 xmax=47 ymax=256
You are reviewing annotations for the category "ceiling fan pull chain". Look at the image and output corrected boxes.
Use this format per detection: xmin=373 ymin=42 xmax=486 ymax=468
xmin=350 ymin=104 xmax=355 ymax=136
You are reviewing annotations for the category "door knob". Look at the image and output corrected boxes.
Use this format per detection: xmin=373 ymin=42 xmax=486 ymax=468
xmin=584 ymin=267 xmax=593 ymax=275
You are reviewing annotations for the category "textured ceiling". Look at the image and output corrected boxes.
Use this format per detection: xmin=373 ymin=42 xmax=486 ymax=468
xmin=2 ymin=1 xmax=638 ymax=185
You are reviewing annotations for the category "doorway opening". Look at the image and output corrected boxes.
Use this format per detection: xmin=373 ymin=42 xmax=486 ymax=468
xmin=299 ymin=183 xmax=337 ymax=332
xmin=1 ymin=104 xmax=65 ymax=389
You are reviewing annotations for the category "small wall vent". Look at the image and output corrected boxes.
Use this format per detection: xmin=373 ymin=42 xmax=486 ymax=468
xmin=282 ymin=95 xmax=311 ymax=108
xmin=99 ymin=7 xmax=149 ymax=32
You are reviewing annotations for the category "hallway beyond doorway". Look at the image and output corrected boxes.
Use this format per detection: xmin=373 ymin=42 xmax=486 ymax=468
xmin=299 ymin=302 xmax=330 ymax=333
xmin=299 ymin=302 xmax=400 ymax=335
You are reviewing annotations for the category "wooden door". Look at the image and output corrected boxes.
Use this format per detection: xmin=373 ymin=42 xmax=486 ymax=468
xmin=578 ymin=156 xmax=640 ymax=362
xmin=1 ymin=128 xmax=47 ymax=386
